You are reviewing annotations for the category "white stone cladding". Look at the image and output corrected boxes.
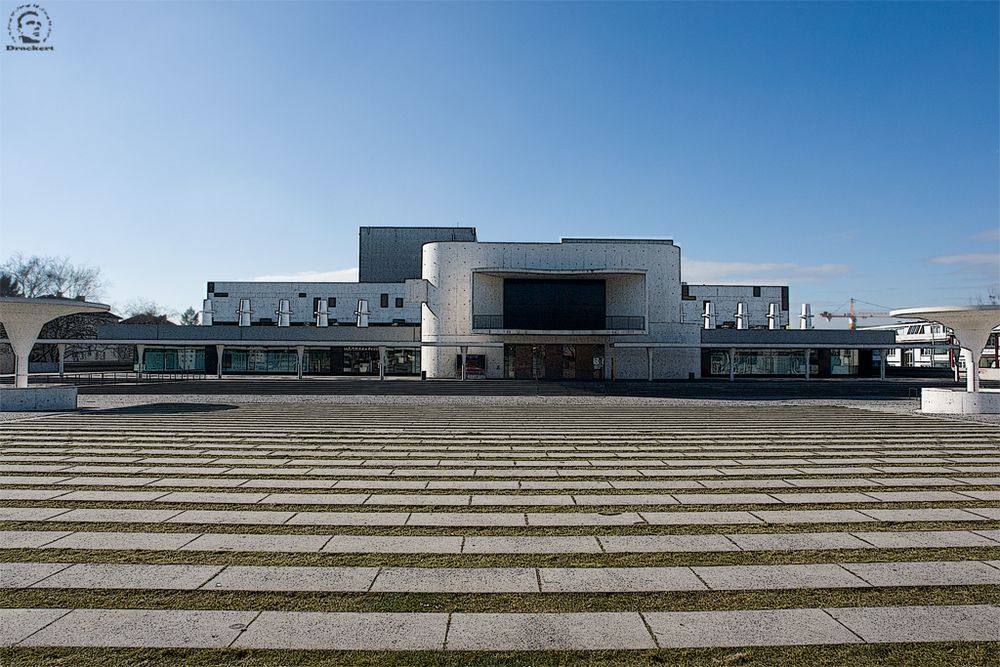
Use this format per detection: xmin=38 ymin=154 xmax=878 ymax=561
xmin=420 ymin=240 xmax=701 ymax=379
xmin=207 ymin=281 xmax=421 ymax=326
xmin=681 ymin=284 xmax=789 ymax=329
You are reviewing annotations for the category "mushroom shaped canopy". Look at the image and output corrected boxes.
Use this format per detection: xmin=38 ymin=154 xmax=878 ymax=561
xmin=890 ymin=306 xmax=1000 ymax=366
xmin=0 ymin=296 xmax=110 ymax=387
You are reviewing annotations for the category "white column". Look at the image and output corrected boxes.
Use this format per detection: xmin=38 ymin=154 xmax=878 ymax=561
xmin=460 ymin=346 xmax=468 ymax=381
xmin=804 ymin=349 xmax=811 ymax=380
xmin=646 ymin=347 xmax=654 ymax=381
xmin=13 ymin=347 xmax=30 ymax=388
xmin=215 ymin=344 xmax=224 ymax=379
xmin=879 ymin=350 xmax=886 ymax=381
xmin=57 ymin=343 xmax=66 ymax=378
xmin=728 ymin=348 xmax=736 ymax=382
xmin=962 ymin=348 xmax=979 ymax=392
xmin=296 ymin=345 xmax=304 ymax=380
xmin=379 ymin=346 xmax=386 ymax=381
xmin=136 ymin=344 xmax=145 ymax=379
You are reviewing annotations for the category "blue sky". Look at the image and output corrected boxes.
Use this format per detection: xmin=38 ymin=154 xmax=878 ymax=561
xmin=1 ymin=1 xmax=997 ymax=323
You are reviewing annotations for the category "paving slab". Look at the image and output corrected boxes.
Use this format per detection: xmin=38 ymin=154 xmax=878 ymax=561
xmin=751 ymin=509 xmax=874 ymax=524
xmin=471 ymin=494 xmax=574 ymax=506
xmin=32 ymin=563 xmax=224 ymax=590
xmin=0 ymin=530 xmax=73 ymax=548
xmin=827 ymin=604 xmax=1000 ymax=643
xmin=968 ymin=508 xmax=1000 ymax=520
xmin=867 ymin=477 xmax=966 ymax=487
xmin=957 ymin=490 xmax=1000 ymax=501
xmin=372 ymin=567 xmax=538 ymax=593
xmin=206 ymin=565 xmax=378 ymax=592
xmin=407 ymin=512 xmax=525 ymax=527
xmin=843 ymin=560 xmax=1000 ymax=587
xmin=367 ymin=494 xmax=470 ymax=506
xmin=727 ymin=532 xmax=872 ymax=551
xmin=446 ymin=612 xmax=655 ymax=650
xmin=694 ymin=563 xmax=868 ymax=590
xmin=858 ymin=508 xmax=988 ymax=523
xmin=261 ymin=493 xmax=370 ymax=505
xmin=58 ymin=476 xmax=159 ymax=487
xmin=0 ymin=562 xmax=71 ymax=588
xmin=698 ymin=479 xmax=794 ymax=489
xmin=573 ymin=494 xmax=678 ymax=506
xmin=153 ymin=491 xmax=268 ymax=504
xmin=539 ymin=567 xmax=706 ymax=592
xmin=527 ymin=511 xmax=644 ymax=526
xmin=149 ymin=478 xmax=249 ymax=488
xmin=180 ymin=533 xmax=330 ymax=553
xmin=599 ymin=535 xmax=739 ymax=553
xmin=44 ymin=531 xmax=199 ymax=551
xmin=286 ymin=512 xmax=410 ymax=526
xmin=463 ymin=536 xmax=601 ymax=554
xmin=864 ymin=491 xmax=971 ymax=502
xmin=49 ymin=509 xmax=183 ymax=524
xmin=53 ymin=490 xmax=169 ymax=502
xmin=0 ymin=475 xmax=71 ymax=485
xmin=0 ymin=507 xmax=71 ymax=521
xmin=973 ymin=529 xmax=1000 ymax=543
xmin=644 ymin=608 xmax=861 ymax=647
xmin=165 ymin=510 xmax=295 ymax=525
xmin=233 ymin=611 xmax=448 ymax=650
xmin=852 ymin=530 xmax=999 ymax=549
xmin=770 ymin=492 xmax=876 ymax=504
xmin=0 ymin=489 xmax=69 ymax=500
xmin=0 ymin=608 xmax=71 ymax=646
xmin=672 ymin=493 xmax=780 ymax=505
xmin=323 ymin=535 xmax=463 ymax=554
xmin=21 ymin=608 xmax=259 ymax=647
xmin=784 ymin=478 xmax=874 ymax=488
xmin=641 ymin=511 xmax=762 ymax=525
xmin=242 ymin=479 xmax=339 ymax=489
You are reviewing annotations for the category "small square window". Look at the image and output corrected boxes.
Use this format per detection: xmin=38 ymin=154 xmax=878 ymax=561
xmin=298 ymin=292 xmax=307 ymax=298
xmin=395 ymin=297 xmax=404 ymax=308
xmin=753 ymin=286 xmax=761 ymax=297
xmin=328 ymin=297 xmax=336 ymax=308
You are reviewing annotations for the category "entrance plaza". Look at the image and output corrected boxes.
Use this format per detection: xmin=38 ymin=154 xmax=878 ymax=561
xmin=0 ymin=385 xmax=999 ymax=666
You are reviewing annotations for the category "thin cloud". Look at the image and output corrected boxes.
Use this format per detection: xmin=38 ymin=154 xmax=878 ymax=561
xmin=682 ymin=260 xmax=850 ymax=285
xmin=249 ymin=268 xmax=359 ymax=283
xmin=970 ymin=228 xmax=1000 ymax=242
xmin=929 ymin=254 xmax=998 ymax=266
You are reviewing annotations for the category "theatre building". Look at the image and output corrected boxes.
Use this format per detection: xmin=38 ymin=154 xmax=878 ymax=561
xmin=92 ymin=226 xmax=894 ymax=380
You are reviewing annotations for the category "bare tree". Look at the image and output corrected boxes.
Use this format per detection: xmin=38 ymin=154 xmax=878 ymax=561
xmin=1 ymin=253 xmax=105 ymax=299
xmin=123 ymin=299 xmax=174 ymax=320
xmin=0 ymin=274 xmax=20 ymax=297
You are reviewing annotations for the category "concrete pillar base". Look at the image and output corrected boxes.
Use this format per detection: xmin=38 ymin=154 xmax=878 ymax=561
xmin=0 ymin=386 xmax=78 ymax=411
xmin=921 ymin=388 xmax=1000 ymax=414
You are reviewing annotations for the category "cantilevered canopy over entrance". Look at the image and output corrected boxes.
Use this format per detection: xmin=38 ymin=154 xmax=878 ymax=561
xmin=890 ymin=306 xmax=999 ymax=393
xmin=0 ymin=296 xmax=110 ymax=388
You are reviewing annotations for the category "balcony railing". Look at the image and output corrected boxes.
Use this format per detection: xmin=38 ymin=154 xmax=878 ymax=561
xmin=472 ymin=315 xmax=645 ymax=331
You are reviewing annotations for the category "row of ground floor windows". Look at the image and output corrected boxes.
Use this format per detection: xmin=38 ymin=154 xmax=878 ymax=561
xmin=139 ymin=347 xmax=421 ymax=376
xmin=136 ymin=345 xmax=876 ymax=378
xmin=703 ymin=349 xmax=874 ymax=377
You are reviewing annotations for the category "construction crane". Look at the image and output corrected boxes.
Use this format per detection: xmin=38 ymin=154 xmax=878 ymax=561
xmin=819 ymin=298 xmax=891 ymax=330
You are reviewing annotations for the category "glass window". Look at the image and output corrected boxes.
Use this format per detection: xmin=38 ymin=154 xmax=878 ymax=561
xmin=380 ymin=294 xmax=389 ymax=308
xmin=395 ymin=297 xmax=404 ymax=308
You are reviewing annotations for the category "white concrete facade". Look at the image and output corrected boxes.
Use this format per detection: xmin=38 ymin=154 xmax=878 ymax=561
xmin=206 ymin=281 xmax=422 ymax=327
xmin=681 ymin=284 xmax=789 ymax=329
xmin=419 ymin=239 xmax=701 ymax=380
